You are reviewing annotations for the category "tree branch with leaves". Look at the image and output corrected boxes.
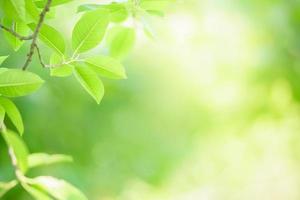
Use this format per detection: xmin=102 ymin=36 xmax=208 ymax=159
xmin=0 ymin=0 xmax=171 ymax=199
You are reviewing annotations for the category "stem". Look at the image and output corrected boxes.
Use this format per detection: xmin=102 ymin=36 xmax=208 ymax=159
xmin=0 ymin=24 xmax=33 ymax=40
xmin=35 ymin=44 xmax=46 ymax=68
xmin=22 ymin=0 xmax=52 ymax=70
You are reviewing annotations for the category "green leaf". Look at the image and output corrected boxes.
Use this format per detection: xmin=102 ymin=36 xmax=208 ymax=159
xmin=77 ymin=3 xmax=128 ymax=22
xmin=2 ymin=129 xmax=29 ymax=173
xmin=28 ymin=153 xmax=73 ymax=169
xmin=35 ymin=0 xmax=73 ymax=7
xmin=0 ymin=69 xmax=44 ymax=97
xmin=28 ymin=176 xmax=87 ymax=200
xmin=0 ymin=56 xmax=9 ymax=65
xmin=0 ymin=97 xmax=24 ymax=135
xmin=28 ymin=23 xmax=65 ymax=56
xmin=107 ymin=3 xmax=128 ymax=22
xmin=72 ymin=8 xmax=109 ymax=54
xmin=85 ymin=55 xmax=126 ymax=79
xmin=49 ymin=54 xmax=73 ymax=77
xmin=0 ymin=105 xmax=5 ymax=128
xmin=0 ymin=180 xmax=18 ymax=198
xmin=2 ymin=18 xmax=29 ymax=51
xmin=140 ymin=0 xmax=169 ymax=12
xmin=51 ymin=65 xmax=73 ymax=77
xmin=22 ymin=183 xmax=53 ymax=200
xmin=74 ymin=64 xmax=104 ymax=104
xmin=106 ymin=26 xmax=136 ymax=59
xmin=8 ymin=0 xmax=26 ymax=21
xmin=25 ymin=0 xmax=40 ymax=22
xmin=77 ymin=4 xmax=100 ymax=12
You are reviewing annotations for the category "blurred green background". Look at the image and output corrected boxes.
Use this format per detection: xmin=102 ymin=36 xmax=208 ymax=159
xmin=2 ymin=0 xmax=300 ymax=199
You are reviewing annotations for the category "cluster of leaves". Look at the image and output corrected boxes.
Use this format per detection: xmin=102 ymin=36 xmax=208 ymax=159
xmin=0 ymin=0 xmax=171 ymax=199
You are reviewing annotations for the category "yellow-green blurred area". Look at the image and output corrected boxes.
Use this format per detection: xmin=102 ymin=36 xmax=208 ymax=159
xmin=2 ymin=0 xmax=300 ymax=199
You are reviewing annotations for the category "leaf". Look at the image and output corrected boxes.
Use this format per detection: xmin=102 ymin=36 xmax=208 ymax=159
xmin=72 ymin=8 xmax=109 ymax=54
xmin=77 ymin=4 xmax=100 ymax=13
xmin=0 ymin=97 xmax=24 ymax=135
xmin=0 ymin=180 xmax=18 ymax=198
xmin=85 ymin=55 xmax=126 ymax=79
xmin=28 ymin=23 xmax=65 ymax=56
xmin=106 ymin=26 xmax=136 ymax=59
xmin=0 ymin=105 xmax=5 ymax=128
xmin=35 ymin=0 xmax=73 ymax=8
xmin=22 ymin=183 xmax=53 ymax=200
xmin=28 ymin=153 xmax=73 ymax=169
xmin=8 ymin=0 xmax=26 ymax=21
xmin=28 ymin=176 xmax=88 ymax=200
xmin=49 ymin=54 xmax=73 ymax=77
xmin=51 ymin=65 xmax=73 ymax=77
xmin=140 ymin=0 xmax=169 ymax=12
xmin=73 ymin=64 xmax=104 ymax=104
xmin=25 ymin=0 xmax=40 ymax=22
xmin=77 ymin=3 xmax=128 ymax=22
xmin=0 ymin=56 xmax=9 ymax=65
xmin=2 ymin=18 xmax=29 ymax=51
xmin=0 ymin=69 xmax=44 ymax=97
xmin=2 ymin=129 xmax=29 ymax=173
xmin=107 ymin=3 xmax=128 ymax=22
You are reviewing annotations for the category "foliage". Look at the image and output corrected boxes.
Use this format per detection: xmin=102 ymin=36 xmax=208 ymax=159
xmin=0 ymin=0 xmax=171 ymax=199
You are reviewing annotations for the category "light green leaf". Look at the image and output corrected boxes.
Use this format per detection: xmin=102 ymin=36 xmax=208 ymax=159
xmin=25 ymin=0 xmax=40 ymax=22
xmin=0 ymin=97 xmax=24 ymax=135
xmin=22 ymin=183 xmax=53 ymax=200
xmin=2 ymin=129 xmax=29 ymax=173
xmin=140 ymin=0 xmax=169 ymax=12
xmin=0 ymin=105 xmax=5 ymax=128
xmin=0 ymin=56 xmax=9 ymax=65
xmin=106 ymin=26 xmax=135 ymax=59
xmin=51 ymin=65 xmax=73 ymax=77
xmin=49 ymin=54 xmax=73 ymax=77
xmin=0 ymin=180 xmax=18 ymax=198
xmin=85 ymin=55 xmax=126 ymax=79
xmin=8 ymin=0 xmax=26 ymax=21
xmin=28 ymin=153 xmax=73 ymax=169
xmin=0 ymin=69 xmax=44 ymax=97
xmin=107 ymin=3 xmax=128 ymax=22
xmin=74 ymin=64 xmax=104 ymax=104
xmin=28 ymin=176 xmax=87 ymax=200
xmin=77 ymin=3 xmax=100 ymax=12
xmin=35 ymin=0 xmax=73 ymax=7
xmin=72 ymin=8 xmax=109 ymax=54
xmin=28 ymin=23 xmax=65 ymax=56
xmin=77 ymin=3 xmax=128 ymax=23
xmin=0 ymin=68 xmax=9 ymax=74
xmin=2 ymin=18 xmax=29 ymax=51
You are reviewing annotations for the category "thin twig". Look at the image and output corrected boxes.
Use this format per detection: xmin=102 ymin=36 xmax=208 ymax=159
xmin=34 ymin=44 xmax=46 ymax=68
xmin=0 ymin=23 xmax=33 ymax=40
xmin=22 ymin=0 xmax=52 ymax=70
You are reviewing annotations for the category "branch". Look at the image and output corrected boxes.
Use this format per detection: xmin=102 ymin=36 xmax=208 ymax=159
xmin=22 ymin=0 xmax=52 ymax=70
xmin=34 ymin=44 xmax=46 ymax=68
xmin=0 ymin=24 xmax=33 ymax=40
